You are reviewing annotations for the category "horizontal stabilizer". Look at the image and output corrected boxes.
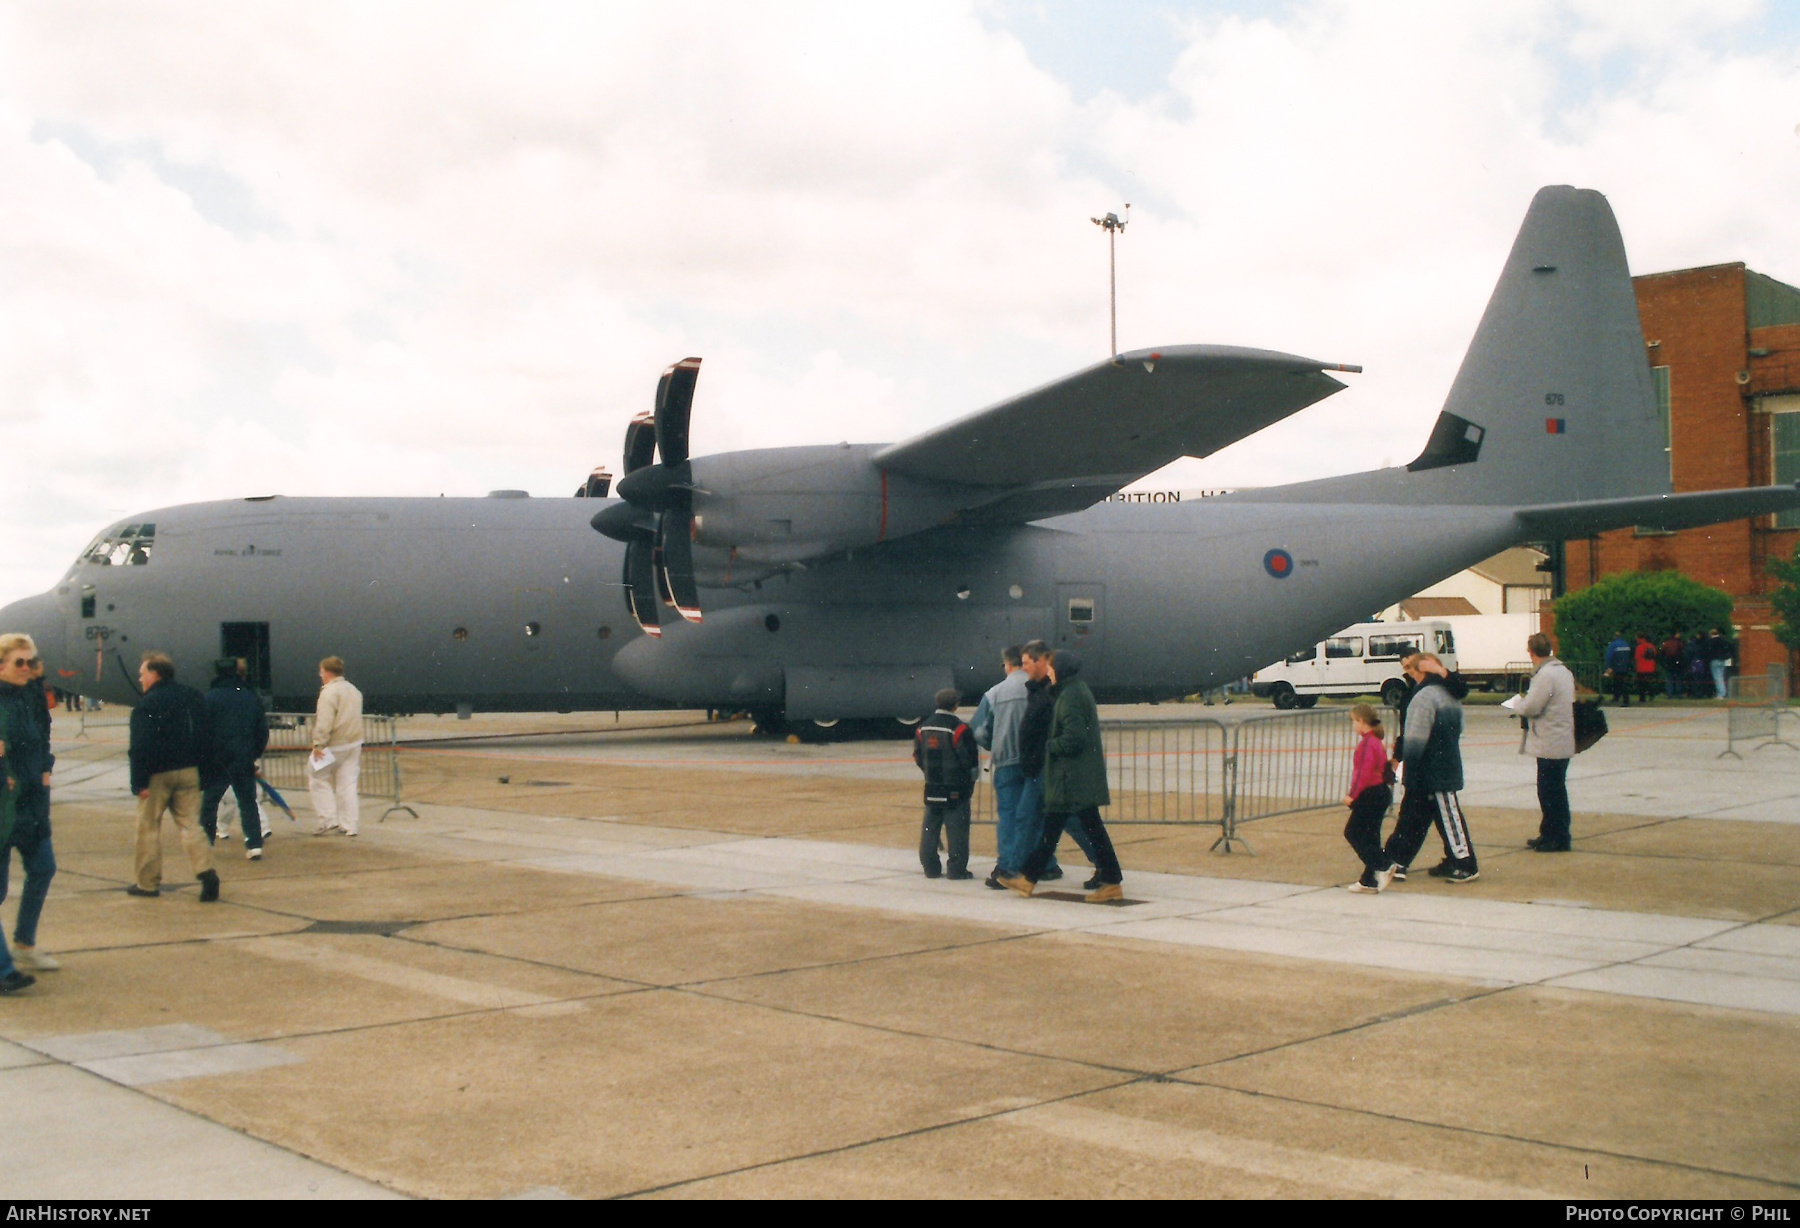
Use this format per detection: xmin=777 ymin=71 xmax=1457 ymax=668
xmin=1514 ymin=485 xmax=1800 ymax=538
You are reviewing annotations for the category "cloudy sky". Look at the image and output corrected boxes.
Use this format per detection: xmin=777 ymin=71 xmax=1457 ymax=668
xmin=2 ymin=1 xmax=1798 ymax=604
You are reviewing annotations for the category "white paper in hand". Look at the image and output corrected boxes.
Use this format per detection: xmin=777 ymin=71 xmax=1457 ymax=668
xmin=310 ymin=747 xmax=336 ymax=771
xmin=1501 ymin=694 xmax=1527 ymax=713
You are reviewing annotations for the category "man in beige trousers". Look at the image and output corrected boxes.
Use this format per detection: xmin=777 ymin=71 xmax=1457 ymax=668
xmin=308 ymin=656 xmax=364 ymax=837
xmin=127 ymin=653 xmax=220 ymax=900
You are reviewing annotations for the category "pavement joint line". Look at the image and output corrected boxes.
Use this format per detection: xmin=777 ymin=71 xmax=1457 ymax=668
xmin=609 ymin=1075 xmax=1149 ymax=1200
xmin=5 ymin=1039 xmax=414 ymax=1198
xmin=1163 ymin=1071 xmax=1800 ymax=1193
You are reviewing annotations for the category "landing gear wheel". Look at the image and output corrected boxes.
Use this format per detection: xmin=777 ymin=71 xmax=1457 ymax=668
xmin=1380 ymin=680 xmax=1408 ymax=709
xmin=1271 ymin=683 xmax=1298 ymax=710
xmin=1295 ymin=694 xmax=1319 ymax=709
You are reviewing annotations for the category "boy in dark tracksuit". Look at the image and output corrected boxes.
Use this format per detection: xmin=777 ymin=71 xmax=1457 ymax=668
xmin=913 ymin=688 xmax=978 ymax=880
xmin=1383 ymin=657 xmax=1479 ymax=883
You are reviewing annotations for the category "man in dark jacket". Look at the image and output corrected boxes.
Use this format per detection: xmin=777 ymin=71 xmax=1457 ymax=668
xmin=128 ymin=653 xmax=220 ymax=901
xmin=200 ymin=658 xmax=271 ymax=860
xmin=913 ymin=688 xmax=978 ymax=879
xmin=1001 ymin=650 xmax=1125 ymax=903
xmin=1707 ymin=627 xmax=1737 ymax=700
xmin=1382 ymin=653 xmax=1478 ymax=883
xmin=1012 ymin=640 xmax=1093 ymax=885
xmin=1604 ymin=632 xmax=1634 ymax=706
xmin=1659 ymin=633 xmax=1685 ymax=700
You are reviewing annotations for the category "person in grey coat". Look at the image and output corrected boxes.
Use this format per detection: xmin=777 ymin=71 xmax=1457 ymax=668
xmin=1514 ymin=632 xmax=1576 ymax=852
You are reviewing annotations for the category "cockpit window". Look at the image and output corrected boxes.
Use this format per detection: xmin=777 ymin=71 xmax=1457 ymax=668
xmin=81 ymin=523 xmax=156 ymax=566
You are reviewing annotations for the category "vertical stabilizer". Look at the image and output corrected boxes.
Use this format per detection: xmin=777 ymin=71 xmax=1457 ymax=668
xmin=1413 ymin=186 xmax=1667 ymax=503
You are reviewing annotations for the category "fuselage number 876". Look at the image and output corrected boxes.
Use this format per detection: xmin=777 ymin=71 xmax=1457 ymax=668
xmin=1544 ymin=393 xmax=1565 ymax=405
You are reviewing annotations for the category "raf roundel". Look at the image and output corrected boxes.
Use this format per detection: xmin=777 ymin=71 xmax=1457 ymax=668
xmin=1263 ymin=548 xmax=1295 ymax=579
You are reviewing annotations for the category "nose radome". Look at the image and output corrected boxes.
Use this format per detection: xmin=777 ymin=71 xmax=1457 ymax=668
xmin=0 ymin=591 xmax=68 ymax=671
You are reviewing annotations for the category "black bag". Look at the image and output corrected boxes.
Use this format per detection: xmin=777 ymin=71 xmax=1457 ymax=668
xmin=1573 ymin=700 xmax=1608 ymax=753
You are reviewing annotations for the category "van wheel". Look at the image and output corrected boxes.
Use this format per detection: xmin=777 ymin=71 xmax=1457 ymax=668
xmin=1271 ymin=684 xmax=1298 ymax=710
xmin=1380 ymin=680 xmax=1408 ymax=709
xmin=1295 ymin=694 xmax=1319 ymax=709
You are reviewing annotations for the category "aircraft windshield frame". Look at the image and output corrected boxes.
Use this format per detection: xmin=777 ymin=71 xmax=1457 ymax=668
xmin=80 ymin=523 xmax=157 ymax=567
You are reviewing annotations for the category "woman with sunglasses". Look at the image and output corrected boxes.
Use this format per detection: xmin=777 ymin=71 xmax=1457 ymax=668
xmin=0 ymin=634 xmax=58 ymax=991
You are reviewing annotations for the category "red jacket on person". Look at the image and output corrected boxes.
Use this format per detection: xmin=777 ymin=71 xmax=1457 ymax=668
xmin=1634 ymin=638 xmax=1657 ymax=675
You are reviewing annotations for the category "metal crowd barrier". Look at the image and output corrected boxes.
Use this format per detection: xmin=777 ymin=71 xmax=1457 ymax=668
xmin=970 ymin=705 xmax=1395 ymax=854
xmin=1720 ymin=668 xmax=1797 ymax=759
xmin=261 ymin=713 xmax=419 ymax=820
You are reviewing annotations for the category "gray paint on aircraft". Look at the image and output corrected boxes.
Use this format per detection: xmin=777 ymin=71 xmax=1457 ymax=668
xmin=10 ymin=186 xmax=1800 ymax=721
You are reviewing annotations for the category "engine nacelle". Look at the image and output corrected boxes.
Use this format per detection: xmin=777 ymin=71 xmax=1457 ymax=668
xmin=687 ymin=444 xmax=976 ymax=566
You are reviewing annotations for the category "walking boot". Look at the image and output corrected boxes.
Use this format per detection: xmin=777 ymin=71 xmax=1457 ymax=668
xmin=1085 ymin=883 xmax=1124 ymax=904
xmin=997 ymin=874 xmax=1035 ymax=898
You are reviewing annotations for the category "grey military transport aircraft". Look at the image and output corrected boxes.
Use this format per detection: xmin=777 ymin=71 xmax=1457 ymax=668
xmin=7 ymin=185 xmax=1798 ymax=731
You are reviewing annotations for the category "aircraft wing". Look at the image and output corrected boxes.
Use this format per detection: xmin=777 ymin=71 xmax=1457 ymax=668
xmin=1514 ymin=485 xmax=1800 ymax=538
xmin=873 ymin=345 xmax=1355 ymax=496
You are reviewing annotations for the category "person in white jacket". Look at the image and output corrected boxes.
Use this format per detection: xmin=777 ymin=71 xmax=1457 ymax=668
xmin=1514 ymin=633 xmax=1576 ymax=853
xmin=309 ymin=656 xmax=364 ymax=836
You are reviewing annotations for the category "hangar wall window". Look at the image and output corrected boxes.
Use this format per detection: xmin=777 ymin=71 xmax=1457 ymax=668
xmin=1067 ymin=598 xmax=1094 ymax=624
xmin=1651 ymin=366 xmax=1672 ymax=476
xmin=81 ymin=523 xmax=156 ymax=566
xmin=1771 ymin=397 xmax=1800 ymax=529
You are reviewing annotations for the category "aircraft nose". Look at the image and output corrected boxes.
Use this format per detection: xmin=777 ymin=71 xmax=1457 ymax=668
xmin=0 ymin=590 xmax=68 ymax=670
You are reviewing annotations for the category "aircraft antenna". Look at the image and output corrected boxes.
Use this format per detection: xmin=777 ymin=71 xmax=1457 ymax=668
xmin=1091 ymin=204 xmax=1129 ymax=357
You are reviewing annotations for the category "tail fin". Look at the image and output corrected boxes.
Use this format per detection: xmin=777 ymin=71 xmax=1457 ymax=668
xmin=1408 ymin=185 xmax=1667 ymax=503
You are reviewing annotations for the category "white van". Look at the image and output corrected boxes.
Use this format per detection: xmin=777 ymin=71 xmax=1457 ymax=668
xmin=1251 ymin=620 xmax=1459 ymax=709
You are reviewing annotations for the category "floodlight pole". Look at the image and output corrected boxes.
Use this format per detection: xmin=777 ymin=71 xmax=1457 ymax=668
xmin=1092 ymin=205 xmax=1129 ymax=357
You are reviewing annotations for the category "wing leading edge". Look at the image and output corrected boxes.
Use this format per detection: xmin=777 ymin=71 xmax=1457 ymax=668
xmin=873 ymin=346 xmax=1355 ymax=508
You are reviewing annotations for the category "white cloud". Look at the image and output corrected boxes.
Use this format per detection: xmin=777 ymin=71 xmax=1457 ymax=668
xmin=0 ymin=1 xmax=1796 ymax=603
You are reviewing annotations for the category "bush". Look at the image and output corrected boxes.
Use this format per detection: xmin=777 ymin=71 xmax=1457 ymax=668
xmin=1552 ymin=570 xmax=1733 ymax=664
xmin=1770 ymin=542 xmax=1800 ymax=652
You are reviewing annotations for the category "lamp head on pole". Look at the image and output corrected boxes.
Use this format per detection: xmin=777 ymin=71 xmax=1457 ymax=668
xmin=1090 ymin=204 xmax=1130 ymax=233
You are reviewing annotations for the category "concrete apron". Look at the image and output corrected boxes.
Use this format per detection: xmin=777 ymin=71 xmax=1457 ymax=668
xmin=4 ymin=711 xmax=1798 ymax=1199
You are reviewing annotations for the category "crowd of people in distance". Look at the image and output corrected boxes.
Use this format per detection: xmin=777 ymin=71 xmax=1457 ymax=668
xmin=1605 ymin=627 xmax=1736 ymax=706
xmin=1339 ymin=631 xmax=1580 ymax=894
xmin=0 ymin=640 xmax=366 ymax=994
xmin=910 ymin=641 xmax=1125 ymax=904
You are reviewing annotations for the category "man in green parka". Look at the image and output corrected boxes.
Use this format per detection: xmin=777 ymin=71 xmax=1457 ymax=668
xmin=1000 ymin=650 xmax=1125 ymax=903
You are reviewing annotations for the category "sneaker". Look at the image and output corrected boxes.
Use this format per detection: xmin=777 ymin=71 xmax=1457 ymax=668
xmin=246 ymin=847 xmax=263 ymax=861
xmin=1390 ymin=865 xmax=1408 ymax=882
xmin=1347 ymin=881 xmax=1380 ymax=894
xmin=125 ymin=884 xmax=160 ymax=898
xmin=0 ymin=970 xmax=36 ymax=994
xmin=1446 ymin=866 xmax=1481 ymax=884
xmin=344 ymin=831 xmax=358 ymax=839
xmin=1085 ymin=883 xmax=1124 ymax=904
xmin=1426 ymin=861 xmax=1458 ymax=879
xmin=217 ymin=826 xmax=232 ymax=842
xmin=14 ymin=947 xmax=59 ymax=971
xmin=1376 ymin=863 xmax=1399 ymax=891
xmin=1039 ymin=866 xmax=1064 ymax=882
xmin=310 ymin=824 xmax=337 ymax=837
xmin=198 ymin=870 xmax=221 ymax=903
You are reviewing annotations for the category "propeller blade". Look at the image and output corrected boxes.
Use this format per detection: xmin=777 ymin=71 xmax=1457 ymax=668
xmin=624 ymin=538 xmax=661 ymax=637
xmin=659 ymin=504 xmax=703 ymax=623
xmin=623 ymin=412 xmax=657 ymax=475
xmin=654 ymin=357 xmax=700 ymax=467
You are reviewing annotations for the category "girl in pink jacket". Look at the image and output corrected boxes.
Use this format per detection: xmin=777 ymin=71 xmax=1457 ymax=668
xmin=1343 ymin=704 xmax=1398 ymax=893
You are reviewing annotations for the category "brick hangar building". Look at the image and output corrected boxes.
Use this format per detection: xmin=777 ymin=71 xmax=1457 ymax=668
xmin=1555 ymin=264 xmax=1800 ymax=678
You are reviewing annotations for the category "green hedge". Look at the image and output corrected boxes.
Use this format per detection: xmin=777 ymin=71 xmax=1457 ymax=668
xmin=1553 ymin=570 xmax=1733 ymax=664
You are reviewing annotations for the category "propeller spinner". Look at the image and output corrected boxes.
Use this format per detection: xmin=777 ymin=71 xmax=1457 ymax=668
xmin=593 ymin=357 xmax=705 ymax=636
